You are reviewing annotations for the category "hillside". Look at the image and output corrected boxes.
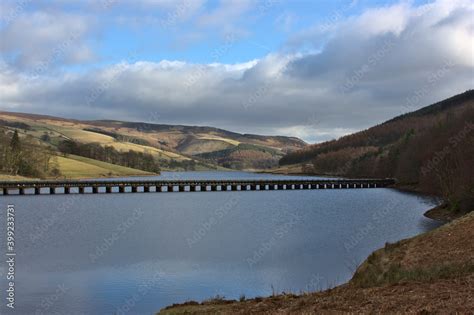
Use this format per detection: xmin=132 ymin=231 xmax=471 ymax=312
xmin=279 ymin=90 xmax=474 ymax=213
xmin=0 ymin=111 xmax=306 ymax=178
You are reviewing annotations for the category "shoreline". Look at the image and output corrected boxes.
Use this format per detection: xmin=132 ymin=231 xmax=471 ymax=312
xmin=261 ymin=168 xmax=455 ymax=223
xmin=159 ymin=210 xmax=474 ymax=314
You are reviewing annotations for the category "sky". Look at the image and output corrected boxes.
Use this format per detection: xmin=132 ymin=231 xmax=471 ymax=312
xmin=0 ymin=0 xmax=473 ymax=143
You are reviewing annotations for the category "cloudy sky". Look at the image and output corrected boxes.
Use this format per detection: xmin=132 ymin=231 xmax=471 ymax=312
xmin=0 ymin=0 xmax=473 ymax=142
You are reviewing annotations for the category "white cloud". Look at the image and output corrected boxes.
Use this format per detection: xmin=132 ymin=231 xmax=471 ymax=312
xmin=0 ymin=10 xmax=96 ymax=70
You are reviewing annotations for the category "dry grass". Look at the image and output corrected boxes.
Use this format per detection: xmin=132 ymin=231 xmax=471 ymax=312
xmin=261 ymin=164 xmax=306 ymax=175
xmin=196 ymin=135 xmax=241 ymax=146
xmin=54 ymin=155 xmax=154 ymax=179
xmin=0 ymin=174 xmax=38 ymax=180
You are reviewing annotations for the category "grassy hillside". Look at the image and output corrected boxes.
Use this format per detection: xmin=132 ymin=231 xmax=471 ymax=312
xmin=0 ymin=111 xmax=306 ymax=172
xmin=55 ymin=155 xmax=154 ymax=179
xmin=279 ymin=90 xmax=474 ymax=213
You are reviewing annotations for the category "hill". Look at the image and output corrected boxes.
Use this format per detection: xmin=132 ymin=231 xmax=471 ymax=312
xmin=279 ymin=90 xmax=474 ymax=213
xmin=0 ymin=111 xmax=306 ymax=178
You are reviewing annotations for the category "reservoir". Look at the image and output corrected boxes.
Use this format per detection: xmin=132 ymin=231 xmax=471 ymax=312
xmin=0 ymin=172 xmax=440 ymax=314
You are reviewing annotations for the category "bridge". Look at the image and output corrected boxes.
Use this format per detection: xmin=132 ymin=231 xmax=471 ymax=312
xmin=0 ymin=178 xmax=395 ymax=196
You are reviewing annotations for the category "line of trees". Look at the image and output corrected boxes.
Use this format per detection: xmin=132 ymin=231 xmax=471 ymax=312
xmin=57 ymin=139 xmax=161 ymax=173
xmin=0 ymin=130 xmax=58 ymax=178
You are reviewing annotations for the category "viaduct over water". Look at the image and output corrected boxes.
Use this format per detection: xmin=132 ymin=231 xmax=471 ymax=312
xmin=0 ymin=179 xmax=395 ymax=196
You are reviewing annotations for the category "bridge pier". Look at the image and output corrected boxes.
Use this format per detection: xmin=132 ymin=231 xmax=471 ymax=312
xmin=179 ymin=185 xmax=186 ymax=192
xmin=106 ymin=186 xmax=113 ymax=193
xmin=35 ymin=187 xmax=41 ymax=195
xmin=50 ymin=187 xmax=55 ymax=194
xmin=167 ymin=185 xmax=174 ymax=192
xmin=92 ymin=187 xmax=99 ymax=194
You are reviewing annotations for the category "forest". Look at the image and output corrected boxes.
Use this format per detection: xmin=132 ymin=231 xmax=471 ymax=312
xmin=0 ymin=129 xmax=59 ymax=178
xmin=281 ymin=91 xmax=474 ymax=213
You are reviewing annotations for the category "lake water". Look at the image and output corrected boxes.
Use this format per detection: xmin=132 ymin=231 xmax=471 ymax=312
xmin=0 ymin=171 xmax=441 ymax=314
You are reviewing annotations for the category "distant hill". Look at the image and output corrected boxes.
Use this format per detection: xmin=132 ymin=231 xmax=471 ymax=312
xmin=0 ymin=111 xmax=306 ymax=173
xmin=279 ymin=90 xmax=474 ymax=212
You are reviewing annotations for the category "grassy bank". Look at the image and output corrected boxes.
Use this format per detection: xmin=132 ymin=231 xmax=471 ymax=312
xmin=0 ymin=154 xmax=157 ymax=180
xmin=54 ymin=154 xmax=157 ymax=179
xmin=159 ymin=211 xmax=474 ymax=314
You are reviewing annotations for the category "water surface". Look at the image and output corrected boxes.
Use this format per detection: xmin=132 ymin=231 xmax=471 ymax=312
xmin=0 ymin=172 xmax=440 ymax=314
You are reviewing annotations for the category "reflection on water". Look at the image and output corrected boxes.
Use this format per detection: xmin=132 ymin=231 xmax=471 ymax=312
xmin=0 ymin=172 xmax=440 ymax=314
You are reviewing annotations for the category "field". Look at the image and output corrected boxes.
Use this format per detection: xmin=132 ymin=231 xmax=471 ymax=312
xmin=54 ymin=155 xmax=155 ymax=179
xmin=0 ymin=174 xmax=38 ymax=181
